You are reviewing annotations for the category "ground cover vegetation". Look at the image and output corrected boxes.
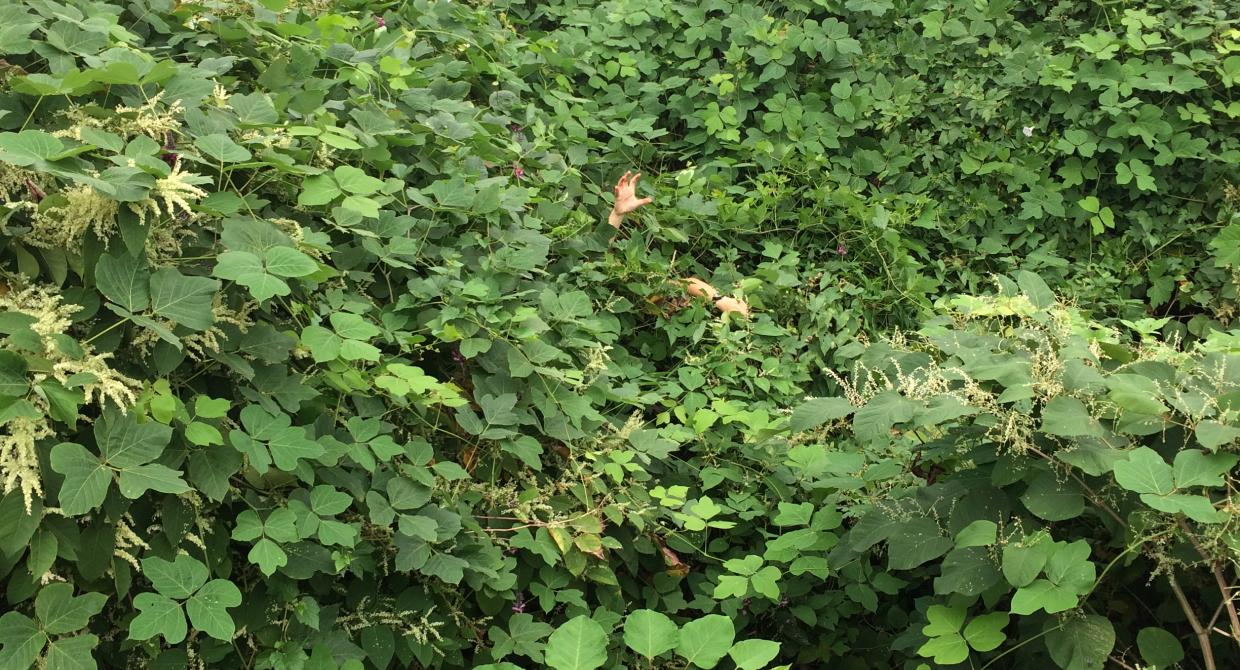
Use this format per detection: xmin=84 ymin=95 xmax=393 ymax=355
xmin=0 ymin=0 xmax=1238 ymax=668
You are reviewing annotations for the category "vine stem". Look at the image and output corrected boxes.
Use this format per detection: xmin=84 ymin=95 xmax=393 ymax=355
xmin=1168 ymin=571 xmax=1217 ymax=670
xmin=1176 ymin=516 xmax=1240 ymax=648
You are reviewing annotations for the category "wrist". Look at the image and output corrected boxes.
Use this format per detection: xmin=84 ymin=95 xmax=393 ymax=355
xmin=607 ymin=209 xmax=624 ymax=229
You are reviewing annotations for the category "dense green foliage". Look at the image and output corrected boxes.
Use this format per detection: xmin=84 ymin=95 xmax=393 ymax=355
xmin=0 ymin=0 xmax=1238 ymax=669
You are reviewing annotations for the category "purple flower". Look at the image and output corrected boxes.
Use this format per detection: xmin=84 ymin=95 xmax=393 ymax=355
xmin=511 ymin=594 xmax=526 ymax=613
xmin=836 ymin=243 xmax=847 ymax=256
xmin=374 ymin=15 xmax=385 ymax=28
xmin=512 ymin=164 xmax=525 ymax=180
xmin=510 ymin=123 xmax=523 ymax=133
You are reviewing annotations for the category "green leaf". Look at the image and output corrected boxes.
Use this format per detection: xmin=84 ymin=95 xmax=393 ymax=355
xmin=0 ymin=612 xmax=46 ymax=669
xmin=789 ymin=397 xmax=854 ymax=432
xmin=0 ymin=130 xmax=64 ymax=166
xmin=186 ymin=580 xmax=242 ymax=640
xmin=922 ymin=605 xmax=965 ymax=637
xmin=963 ymin=612 xmax=1008 ymax=652
xmin=623 ymin=609 xmax=678 ymax=659
xmin=887 ymin=518 xmax=952 ymax=570
xmin=49 ymin=443 xmax=110 ymax=517
xmin=130 ymin=593 xmax=186 ymax=643
xmin=297 ymin=174 xmax=341 ymax=206
xmin=195 ymin=134 xmax=251 ymax=163
xmin=1136 ymin=627 xmax=1184 ymax=669
xmin=43 ymin=634 xmax=98 ymax=670
xmin=263 ymin=247 xmax=318 ymax=278
xmin=96 ymin=408 xmax=172 ymax=467
xmin=333 ymin=165 xmax=384 ymax=195
xmin=1172 ymin=449 xmax=1238 ymax=488
xmin=149 ymin=268 xmax=219 ymax=331
xmin=35 ymin=584 xmax=107 ymax=635
xmin=1040 ymin=397 xmax=1102 ymax=437
xmin=308 ymin=485 xmax=351 ymax=517
xmin=330 ymin=312 xmax=380 ymax=340
xmin=1002 ymin=538 xmax=1052 ymax=588
xmin=1194 ymin=420 xmax=1240 ymax=451
xmin=544 ymin=615 xmax=608 ymax=670
xmin=727 ymin=639 xmax=781 ymax=670
xmin=1021 ymin=472 xmax=1085 ymax=521
xmin=954 ymin=520 xmax=997 ymax=548
xmin=95 ymin=253 xmax=150 ymax=312
xmin=917 ymin=633 xmax=968 ymax=665
xmin=0 ymin=351 xmax=29 ymax=398
xmin=248 ymin=538 xmax=287 ymax=576
xmin=1113 ymin=447 xmax=1174 ymax=495
xmin=117 ymin=463 xmax=190 ymax=497
xmin=1044 ymin=615 xmax=1114 ymax=670
xmin=1107 ymin=374 xmax=1166 ymax=416
xmin=142 ymin=554 xmax=209 ymax=599
xmin=676 ymin=615 xmax=735 ymax=669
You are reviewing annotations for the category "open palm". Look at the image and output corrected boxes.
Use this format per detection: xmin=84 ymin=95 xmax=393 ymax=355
xmin=612 ymin=171 xmax=653 ymax=215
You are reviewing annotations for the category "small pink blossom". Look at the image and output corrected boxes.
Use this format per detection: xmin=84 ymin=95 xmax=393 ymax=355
xmin=836 ymin=243 xmax=847 ymax=256
xmin=512 ymin=164 xmax=524 ymax=180
xmin=374 ymin=15 xmax=385 ymax=28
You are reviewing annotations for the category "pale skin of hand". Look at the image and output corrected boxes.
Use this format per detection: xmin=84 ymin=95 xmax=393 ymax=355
xmin=607 ymin=171 xmax=750 ymax=318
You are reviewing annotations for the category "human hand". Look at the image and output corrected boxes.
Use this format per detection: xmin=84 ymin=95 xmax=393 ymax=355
xmin=714 ymin=296 xmax=751 ymax=318
xmin=610 ymin=171 xmax=653 ymax=226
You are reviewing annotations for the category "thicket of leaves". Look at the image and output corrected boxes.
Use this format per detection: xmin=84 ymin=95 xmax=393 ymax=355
xmin=0 ymin=1 xmax=1237 ymax=669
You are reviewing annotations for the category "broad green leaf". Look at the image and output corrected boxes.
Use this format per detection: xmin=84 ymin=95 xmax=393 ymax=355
xmin=117 ymin=463 xmax=190 ymax=497
xmin=954 ymin=520 xmax=997 ymax=548
xmin=1040 ymin=397 xmax=1102 ymax=437
xmin=302 ymin=325 xmax=342 ymax=362
xmin=95 ymin=253 xmax=150 ymax=312
xmin=1112 ymin=447 xmax=1174 ymax=495
xmin=623 ymin=609 xmax=678 ymax=659
xmin=922 ymin=605 xmax=966 ymax=636
xmin=333 ymin=165 xmax=384 ymax=195
xmin=43 ymin=634 xmax=98 ymax=670
xmin=130 ymin=593 xmax=186 ymax=643
xmin=96 ymin=408 xmax=172 ymax=467
xmin=917 ymin=633 xmax=968 ymax=665
xmin=35 ymin=584 xmax=107 ymax=635
xmin=1137 ymin=627 xmax=1184 ymax=668
xmin=195 ymin=133 xmax=251 ymax=162
xmin=1172 ymin=449 xmax=1238 ymax=488
xmin=0 ymin=351 xmax=29 ymax=398
xmin=727 ymin=639 xmax=781 ymax=670
xmin=544 ymin=615 xmax=608 ymax=670
xmin=263 ymin=247 xmax=318 ymax=278
xmin=0 ymin=130 xmax=63 ymax=166
xmin=1194 ymin=420 xmax=1240 ymax=451
xmin=1044 ymin=615 xmax=1114 ymax=670
xmin=887 ymin=518 xmax=952 ymax=570
xmin=1021 ymin=472 xmax=1085 ymax=521
xmin=149 ymin=268 xmax=219 ymax=331
xmin=676 ymin=615 xmax=735 ymax=669
xmin=1002 ymin=538 xmax=1052 ymax=588
xmin=330 ymin=312 xmax=380 ymax=340
xmin=1106 ymin=374 xmax=1166 ymax=416
xmin=248 ymin=538 xmax=287 ymax=576
xmin=186 ymin=580 xmax=242 ymax=640
xmin=49 ymin=443 xmax=110 ymax=516
xmin=297 ymin=174 xmax=341 ymax=206
xmin=1140 ymin=492 xmax=1226 ymax=523
xmin=0 ymin=612 xmax=46 ymax=669
xmin=310 ymin=485 xmax=352 ymax=516
xmin=962 ymin=612 xmax=1008 ymax=652
xmin=142 ymin=554 xmax=208 ymax=599
xmin=789 ymin=397 xmax=854 ymax=432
